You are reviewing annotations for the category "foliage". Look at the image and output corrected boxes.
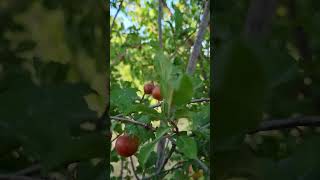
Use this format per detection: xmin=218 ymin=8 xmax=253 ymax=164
xmin=110 ymin=0 xmax=210 ymax=179
xmin=0 ymin=0 xmax=107 ymax=179
xmin=214 ymin=0 xmax=320 ymax=179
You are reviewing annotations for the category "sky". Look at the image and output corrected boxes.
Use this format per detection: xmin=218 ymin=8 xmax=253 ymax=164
xmin=110 ymin=0 xmax=178 ymax=30
xmin=110 ymin=0 xmax=209 ymax=56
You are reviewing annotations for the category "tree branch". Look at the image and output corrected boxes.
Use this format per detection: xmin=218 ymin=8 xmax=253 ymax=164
xmin=156 ymin=0 xmax=165 ymax=170
xmin=120 ymin=158 xmax=124 ymax=180
xmin=248 ymin=116 xmax=320 ymax=134
xmin=130 ymin=156 xmax=140 ymax=180
xmin=156 ymin=142 xmax=176 ymax=174
xmin=110 ymin=116 xmax=155 ymax=131
xmin=198 ymin=123 xmax=210 ymax=130
xmin=170 ymin=138 xmax=210 ymax=175
xmin=156 ymin=138 xmax=166 ymax=172
xmin=186 ymin=0 xmax=210 ymax=75
xmin=194 ymin=158 xmax=209 ymax=175
xmin=199 ymin=52 xmax=208 ymax=81
xmin=169 ymin=26 xmax=197 ymax=60
xmin=111 ymin=132 xmax=123 ymax=142
xmin=0 ymin=163 xmax=43 ymax=180
xmin=14 ymin=164 xmax=41 ymax=176
xmin=189 ymin=98 xmax=210 ymax=104
xmin=162 ymin=163 xmax=184 ymax=175
xmin=111 ymin=0 xmax=124 ymax=32
xmin=158 ymin=0 xmax=163 ymax=49
xmin=150 ymin=98 xmax=210 ymax=108
xmin=160 ymin=0 xmax=173 ymax=17
xmin=142 ymin=161 xmax=185 ymax=180
xmin=0 ymin=175 xmax=43 ymax=180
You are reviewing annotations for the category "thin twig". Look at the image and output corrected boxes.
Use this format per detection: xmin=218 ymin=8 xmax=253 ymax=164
xmin=142 ymin=161 xmax=185 ymax=180
xmin=156 ymin=1 xmax=164 ymax=168
xmin=198 ymin=123 xmax=210 ymax=130
xmin=175 ymin=149 xmax=210 ymax=175
xmin=157 ymin=0 xmax=166 ymax=169
xmin=0 ymin=164 xmax=43 ymax=180
xmin=168 ymin=119 xmax=179 ymax=133
xmin=120 ymin=158 xmax=124 ymax=180
xmin=169 ymin=26 xmax=197 ymax=60
xmin=14 ymin=164 xmax=41 ymax=176
xmin=111 ymin=116 xmax=156 ymax=131
xmin=156 ymin=138 xmax=166 ymax=172
xmin=150 ymin=98 xmax=210 ymax=108
xmin=140 ymin=93 xmax=145 ymax=103
xmin=194 ymin=158 xmax=209 ymax=174
xmin=248 ymin=116 xmax=320 ymax=134
xmin=160 ymin=0 xmax=173 ymax=16
xmin=157 ymin=143 xmax=176 ymax=174
xmin=130 ymin=156 xmax=140 ymax=180
xmin=186 ymin=0 xmax=210 ymax=75
xmin=111 ymin=133 xmax=123 ymax=142
xmin=111 ymin=0 xmax=124 ymax=31
xmin=158 ymin=0 xmax=163 ymax=49
xmin=189 ymin=98 xmax=210 ymax=104
xmin=0 ymin=175 xmax=44 ymax=180
xmin=149 ymin=102 xmax=162 ymax=109
xmin=199 ymin=52 xmax=208 ymax=81
xmin=162 ymin=164 xmax=184 ymax=175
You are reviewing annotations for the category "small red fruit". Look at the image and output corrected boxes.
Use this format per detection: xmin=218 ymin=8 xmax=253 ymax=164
xmin=115 ymin=134 xmax=140 ymax=157
xmin=152 ymin=86 xmax=162 ymax=101
xmin=144 ymin=82 xmax=155 ymax=94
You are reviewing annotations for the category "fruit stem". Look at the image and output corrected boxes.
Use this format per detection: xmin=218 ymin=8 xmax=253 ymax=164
xmin=140 ymin=93 xmax=145 ymax=103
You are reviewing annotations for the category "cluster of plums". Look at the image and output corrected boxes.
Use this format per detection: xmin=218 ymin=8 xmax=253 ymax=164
xmin=143 ymin=82 xmax=162 ymax=101
xmin=115 ymin=82 xmax=162 ymax=157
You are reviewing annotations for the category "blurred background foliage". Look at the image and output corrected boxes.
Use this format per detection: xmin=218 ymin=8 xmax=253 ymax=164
xmin=111 ymin=0 xmax=209 ymax=97
xmin=214 ymin=0 xmax=320 ymax=179
xmin=0 ymin=0 xmax=107 ymax=179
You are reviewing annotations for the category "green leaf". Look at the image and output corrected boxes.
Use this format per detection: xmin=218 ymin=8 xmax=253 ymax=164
xmin=144 ymin=151 xmax=157 ymax=169
xmin=127 ymin=104 xmax=162 ymax=119
xmin=175 ymin=106 xmax=192 ymax=119
xmin=172 ymin=74 xmax=194 ymax=106
xmin=0 ymin=81 xmax=99 ymax=170
xmin=138 ymin=115 xmax=152 ymax=124
xmin=110 ymin=85 xmax=138 ymax=114
xmin=191 ymin=105 xmax=209 ymax=130
xmin=137 ymin=141 xmax=156 ymax=168
xmin=137 ymin=127 xmax=170 ymax=168
xmin=111 ymin=123 xmax=123 ymax=134
xmin=174 ymin=7 xmax=183 ymax=35
xmin=125 ymin=124 xmax=154 ymax=143
xmin=111 ymin=150 xmax=119 ymax=162
xmin=77 ymin=160 xmax=107 ymax=180
xmin=176 ymin=135 xmax=198 ymax=159
xmin=155 ymin=127 xmax=170 ymax=141
xmin=213 ymin=38 xmax=267 ymax=144
xmin=154 ymin=50 xmax=174 ymax=102
xmin=154 ymin=51 xmax=172 ymax=82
